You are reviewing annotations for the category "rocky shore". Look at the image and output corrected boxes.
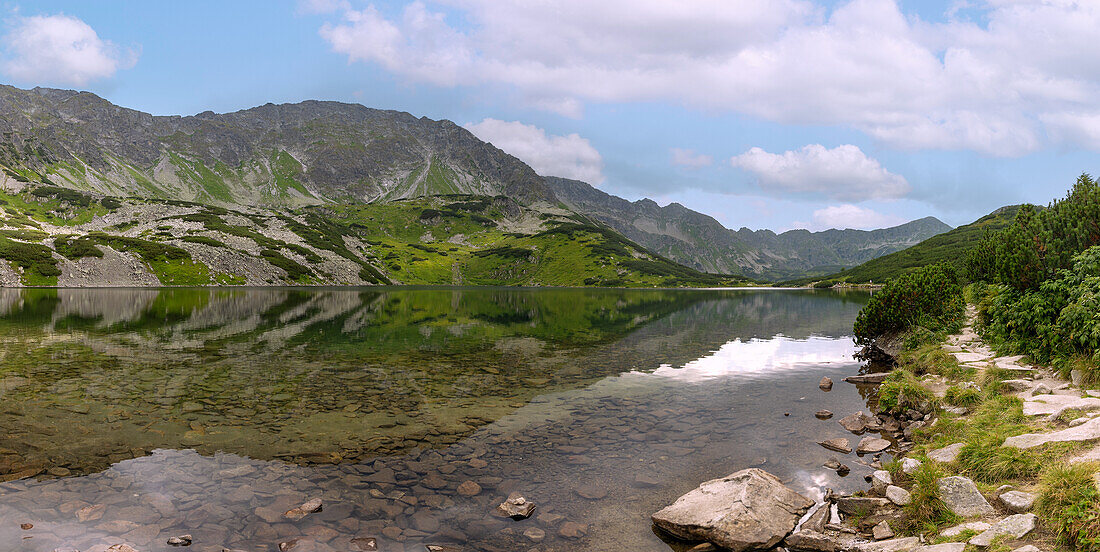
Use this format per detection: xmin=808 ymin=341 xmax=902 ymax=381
xmin=651 ymin=305 xmax=1096 ymax=552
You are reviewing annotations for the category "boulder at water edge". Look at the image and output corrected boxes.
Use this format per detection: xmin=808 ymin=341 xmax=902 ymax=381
xmin=652 ymin=468 xmax=814 ymax=552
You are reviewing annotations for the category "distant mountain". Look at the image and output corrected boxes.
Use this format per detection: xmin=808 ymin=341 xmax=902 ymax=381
xmin=0 ymin=85 xmax=952 ymax=284
xmin=547 ymin=177 xmax=952 ymax=280
xmin=0 ymin=85 xmax=556 ymax=207
xmin=786 ymin=205 xmax=1025 ymax=285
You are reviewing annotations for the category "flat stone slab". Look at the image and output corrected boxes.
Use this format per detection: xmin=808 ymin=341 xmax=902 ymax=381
xmin=916 ymin=544 xmax=966 ymax=552
xmin=952 ymin=352 xmax=991 ymax=363
xmin=857 ymin=437 xmax=891 ymax=454
xmin=1021 ymin=394 xmax=1100 ymax=416
xmin=938 ymin=476 xmax=995 ymax=518
xmin=851 ymin=537 xmax=921 ymax=552
xmin=941 ymin=521 xmax=991 ymax=537
xmin=1004 ymin=416 xmax=1100 ymax=449
xmin=1069 ymin=442 xmax=1100 ymax=464
xmin=819 ymin=438 xmax=852 ymax=454
xmin=969 ymin=514 xmax=1037 ymax=547
xmin=928 ymin=443 xmax=965 ymax=463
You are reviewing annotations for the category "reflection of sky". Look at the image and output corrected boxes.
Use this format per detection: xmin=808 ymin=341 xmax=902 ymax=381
xmin=643 ymin=335 xmax=858 ymax=382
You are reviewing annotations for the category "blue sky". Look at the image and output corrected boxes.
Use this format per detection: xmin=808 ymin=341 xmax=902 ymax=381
xmin=2 ymin=0 xmax=1098 ymax=232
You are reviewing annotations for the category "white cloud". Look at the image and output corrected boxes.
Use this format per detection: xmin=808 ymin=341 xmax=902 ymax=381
xmin=671 ymin=148 xmax=713 ymax=168
xmin=315 ymin=0 xmax=1100 ymax=155
xmin=2 ymin=14 xmax=136 ymax=86
xmin=795 ymin=204 xmax=905 ymax=231
xmin=730 ymin=144 xmax=909 ymax=201
xmin=464 ymin=118 xmax=604 ymax=183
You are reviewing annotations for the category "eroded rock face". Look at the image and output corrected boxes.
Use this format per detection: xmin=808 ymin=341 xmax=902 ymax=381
xmin=651 ymin=468 xmax=814 ymax=552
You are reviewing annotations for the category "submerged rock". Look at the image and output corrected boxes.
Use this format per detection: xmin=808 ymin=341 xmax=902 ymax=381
xmin=167 ymin=534 xmax=193 ymax=546
xmin=284 ymin=498 xmax=322 ymax=521
xmin=816 ymin=410 xmax=834 ymax=420
xmin=651 ymin=468 xmax=814 ymax=552
xmin=496 ymin=493 xmax=536 ymax=519
xmin=819 ymin=438 xmax=853 ymax=454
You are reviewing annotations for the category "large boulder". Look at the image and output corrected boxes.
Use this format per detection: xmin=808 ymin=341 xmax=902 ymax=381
xmin=652 ymin=468 xmax=814 ymax=551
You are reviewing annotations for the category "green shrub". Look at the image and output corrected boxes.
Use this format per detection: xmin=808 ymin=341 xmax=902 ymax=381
xmin=877 ymin=369 xmax=938 ymax=415
xmin=853 ymin=263 xmax=964 ymax=345
xmin=903 ymin=463 xmax=959 ymax=532
xmin=260 ymin=249 xmax=312 ymax=282
xmin=53 ymin=236 xmax=104 ymax=259
xmin=0 ymin=237 xmax=60 ymax=282
xmin=180 ymin=235 xmax=225 ymax=247
xmin=472 ymin=246 xmax=533 ymax=259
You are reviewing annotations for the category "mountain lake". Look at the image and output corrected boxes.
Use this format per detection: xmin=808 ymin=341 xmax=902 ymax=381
xmin=0 ymin=287 xmax=890 ymax=552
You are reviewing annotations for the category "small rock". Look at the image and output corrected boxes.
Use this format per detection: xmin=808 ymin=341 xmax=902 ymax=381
xmin=886 ymin=485 xmax=911 ymax=506
xmin=824 ymin=458 xmax=842 ymax=470
xmin=284 ymin=498 xmax=322 ymax=521
xmin=456 ymin=480 xmax=481 ymax=497
xmin=928 ymin=443 xmax=965 ymax=463
xmin=350 ymin=537 xmax=377 ymax=551
xmin=998 ymin=490 xmax=1035 ymax=513
xmin=871 ymin=471 xmax=892 ymax=495
xmin=1032 ymin=383 xmax=1052 ymax=395
xmin=278 ymin=540 xmax=298 ymax=552
xmin=839 ymin=412 xmax=880 ymax=433
xmin=836 ymin=464 xmax=850 ymax=476
xmin=816 ymin=410 xmax=834 ymax=420
xmin=900 ymin=458 xmax=922 ymax=474
xmin=819 ymin=438 xmax=852 ymax=454
xmin=106 ymin=546 xmax=139 ymax=552
xmin=523 ymin=527 xmax=546 ymax=542
xmin=575 ymin=484 xmax=607 ymax=500
xmin=968 ymin=514 xmax=1037 ymax=547
xmin=558 ymin=521 xmax=587 ymax=539
xmin=1002 ymin=379 xmax=1031 ymax=392
xmin=820 ymin=377 xmax=834 ymax=391
xmin=1071 ymin=369 xmax=1084 ymax=386
xmin=938 ymin=476 xmax=995 ymax=517
xmin=167 ymin=535 xmax=193 ymax=547
xmin=633 ymin=473 xmax=659 ymax=488
xmin=872 ymin=521 xmax=895 ymax=540
xmin=20 ymin=523 xmax=32 ymax=530
xmin=857 ymin=437 xmax=891 ymax=454
xmin=496 ymin=493 xmax=536 ymax=519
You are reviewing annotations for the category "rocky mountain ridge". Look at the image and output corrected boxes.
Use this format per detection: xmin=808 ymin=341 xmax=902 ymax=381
xmin=0 ymin=85 xmax=949 ymax=282
xmin=547 ymin=177 xmax=951 ymax=280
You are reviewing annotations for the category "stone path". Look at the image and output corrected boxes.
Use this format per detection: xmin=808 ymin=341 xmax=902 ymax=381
xmin=928 ymin=307 xmax=1100 ymax=550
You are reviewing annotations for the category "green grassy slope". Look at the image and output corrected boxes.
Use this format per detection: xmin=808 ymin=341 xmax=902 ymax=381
xmin=0 ymin=185 xmax=752 ymax=288
xmin=782 ymin=205 xmax=1025 ymax=286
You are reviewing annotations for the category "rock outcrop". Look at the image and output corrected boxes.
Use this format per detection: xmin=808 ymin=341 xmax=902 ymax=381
xmin=651 ymin=468 xmax=814 ymax=551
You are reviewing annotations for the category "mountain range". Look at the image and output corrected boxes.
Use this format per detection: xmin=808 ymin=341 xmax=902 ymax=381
xmin=0 ymin=85 xmax=953 ymax=285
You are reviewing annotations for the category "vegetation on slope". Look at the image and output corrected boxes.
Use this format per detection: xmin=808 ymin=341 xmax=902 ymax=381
xmin=784 ymin=206 xmax=1022 ymax=287
xmin=0 ymin=183 xmax=752 ymax=288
